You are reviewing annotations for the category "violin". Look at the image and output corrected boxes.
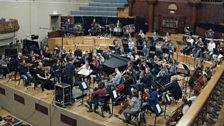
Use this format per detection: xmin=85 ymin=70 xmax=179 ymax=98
xmin=143 ymin=92 xmax=150 ymax=101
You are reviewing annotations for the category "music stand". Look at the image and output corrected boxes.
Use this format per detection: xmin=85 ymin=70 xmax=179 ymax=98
xmin=163 ymin=93 xmax=171 ymax=119
xmin=149 ymin=103 xmax=163 ymax=126
xmin=78 ymin=68 xmax=93 ymax=96
xmin=79 ymin=82 xmax=88 ymax=105
xmin=109 ymin=89 xmax=118 ymax=118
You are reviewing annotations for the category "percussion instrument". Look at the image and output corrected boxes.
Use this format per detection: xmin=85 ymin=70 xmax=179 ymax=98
xmin=73 ymin=23 xmax=83 ymax=34
xmin=122 ymin=24 xmax=135 ymax=34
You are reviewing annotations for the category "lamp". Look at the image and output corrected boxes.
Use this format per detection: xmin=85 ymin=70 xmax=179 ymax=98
xmin=168 ymin=4 xmax=178 ymax=14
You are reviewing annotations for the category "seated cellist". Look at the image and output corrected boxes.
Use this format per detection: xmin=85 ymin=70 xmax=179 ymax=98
xmin=87 ymin=82 xmax=106 ymax=113
xmin=123 ymin=89 xmax=141 ymax=123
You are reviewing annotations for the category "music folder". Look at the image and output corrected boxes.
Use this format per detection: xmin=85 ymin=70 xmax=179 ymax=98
xmin=78 ymin=68 xmax=92 ymax=76
xmin=112 ymin=90 xmax=117 ymax=99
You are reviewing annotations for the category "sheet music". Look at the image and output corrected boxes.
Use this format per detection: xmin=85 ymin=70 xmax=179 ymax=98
xmin=156 ymin=104 xmax=162 ymax=113
xmin=78 ymin=68 xmax=93 ymax=76
xmin=113 ymin=90 xmax=117 ymax=99
xmin=82 ymin=82 xmax=87 ymax=89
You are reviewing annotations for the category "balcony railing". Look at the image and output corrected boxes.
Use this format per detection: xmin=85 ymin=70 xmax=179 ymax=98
xmin=176 ymin=62 xmax=224 ymax=126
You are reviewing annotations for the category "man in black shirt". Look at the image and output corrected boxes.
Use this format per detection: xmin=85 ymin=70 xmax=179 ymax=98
xmin=64 ymin=58 xmax=75 ymax=96
xmin=35 ymin=62 xmax=46 ymax=91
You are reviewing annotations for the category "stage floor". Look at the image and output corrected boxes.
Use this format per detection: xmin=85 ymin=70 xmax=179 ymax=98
xmin=0 ymin=76 xmax=188 ymax=126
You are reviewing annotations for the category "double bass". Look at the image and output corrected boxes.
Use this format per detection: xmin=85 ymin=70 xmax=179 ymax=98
xmin=194 ymin=73 xmax=207 ymax=94
xmin=188 ymin=66 xmax=202 ymax=89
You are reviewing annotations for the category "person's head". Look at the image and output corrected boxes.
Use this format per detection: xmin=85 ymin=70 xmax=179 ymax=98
xmin=132 ymin=89 xmax=138 ymax=97
xmin=38 ymin=62 xmax=43 ymax=68
xmin=98 ymin=82 xmax=105 ymax=89
xmin=152 ymin=85 xmax=158 ymax=91
xmin=144 ymin=88 xmax=150 ymax=94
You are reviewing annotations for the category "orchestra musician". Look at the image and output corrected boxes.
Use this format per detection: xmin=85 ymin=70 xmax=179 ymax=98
xmin=152 ymin=32 xmax=158 ymax=44
xmin=128 ymin=38 xmax=135 ymax=55
xmin=123 ymin=89 xmax=141 ymax=123
xmin=141 ymin=85 xmax=158 ymax=111
xmin=142 ymin=44 xmax=149 ymax=59
xmin=184 ymin=26 xmax=191 ymax=36
xmin=138 ymin=29 xmax=145 ymax=40
xmin=0 ymin=55 xmax=9 ymax=78
xmin=106 ymin=68 xmax=122 ymax=87
xmin=161 ymin=76 xmax=182 ymax=103
xmin=163 ymin=32 xmax=171 ymax=43
xmin=87 ymin=82 xmax=106 ymax=113
xmin=18 ymin=59 xmax=33 ymax=86
xmin=35 ymin=62 xmax=54 ymax=91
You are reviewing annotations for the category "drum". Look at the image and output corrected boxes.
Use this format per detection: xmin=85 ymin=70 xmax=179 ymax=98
xmin=73 ymin=23 xmax=83 ymax=34
xmin=122 ymin=24 xmax=135 ymax=34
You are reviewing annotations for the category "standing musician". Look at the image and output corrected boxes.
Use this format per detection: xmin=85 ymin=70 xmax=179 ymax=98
xmin=87 ymin=82 xmax=106 ymax=113
xmin=123 ymin=89 xmax=141 ymax=123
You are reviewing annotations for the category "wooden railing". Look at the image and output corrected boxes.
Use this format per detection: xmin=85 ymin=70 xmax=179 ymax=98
xmin=176 ymin=61 xmax=224 ymax=126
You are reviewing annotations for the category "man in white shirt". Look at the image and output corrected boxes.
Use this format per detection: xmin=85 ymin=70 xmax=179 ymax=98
xmin=128 ymin=39 xmax=135 ymax=54
xmin=207 ymin=40 xmax=216 ymax=53
xmin=138 ymin=29 xmax=145 ymax=39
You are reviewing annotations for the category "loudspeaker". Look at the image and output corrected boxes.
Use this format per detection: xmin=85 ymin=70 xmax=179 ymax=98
xmin=54 ymin=83 xmax=71 ymax=107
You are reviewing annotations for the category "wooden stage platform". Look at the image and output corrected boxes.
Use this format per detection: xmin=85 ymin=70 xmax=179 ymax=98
xmin=0 ymin=78 xmax=183 ymax=126
xmin=0 ymin=49 xmax=216 ymax=126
